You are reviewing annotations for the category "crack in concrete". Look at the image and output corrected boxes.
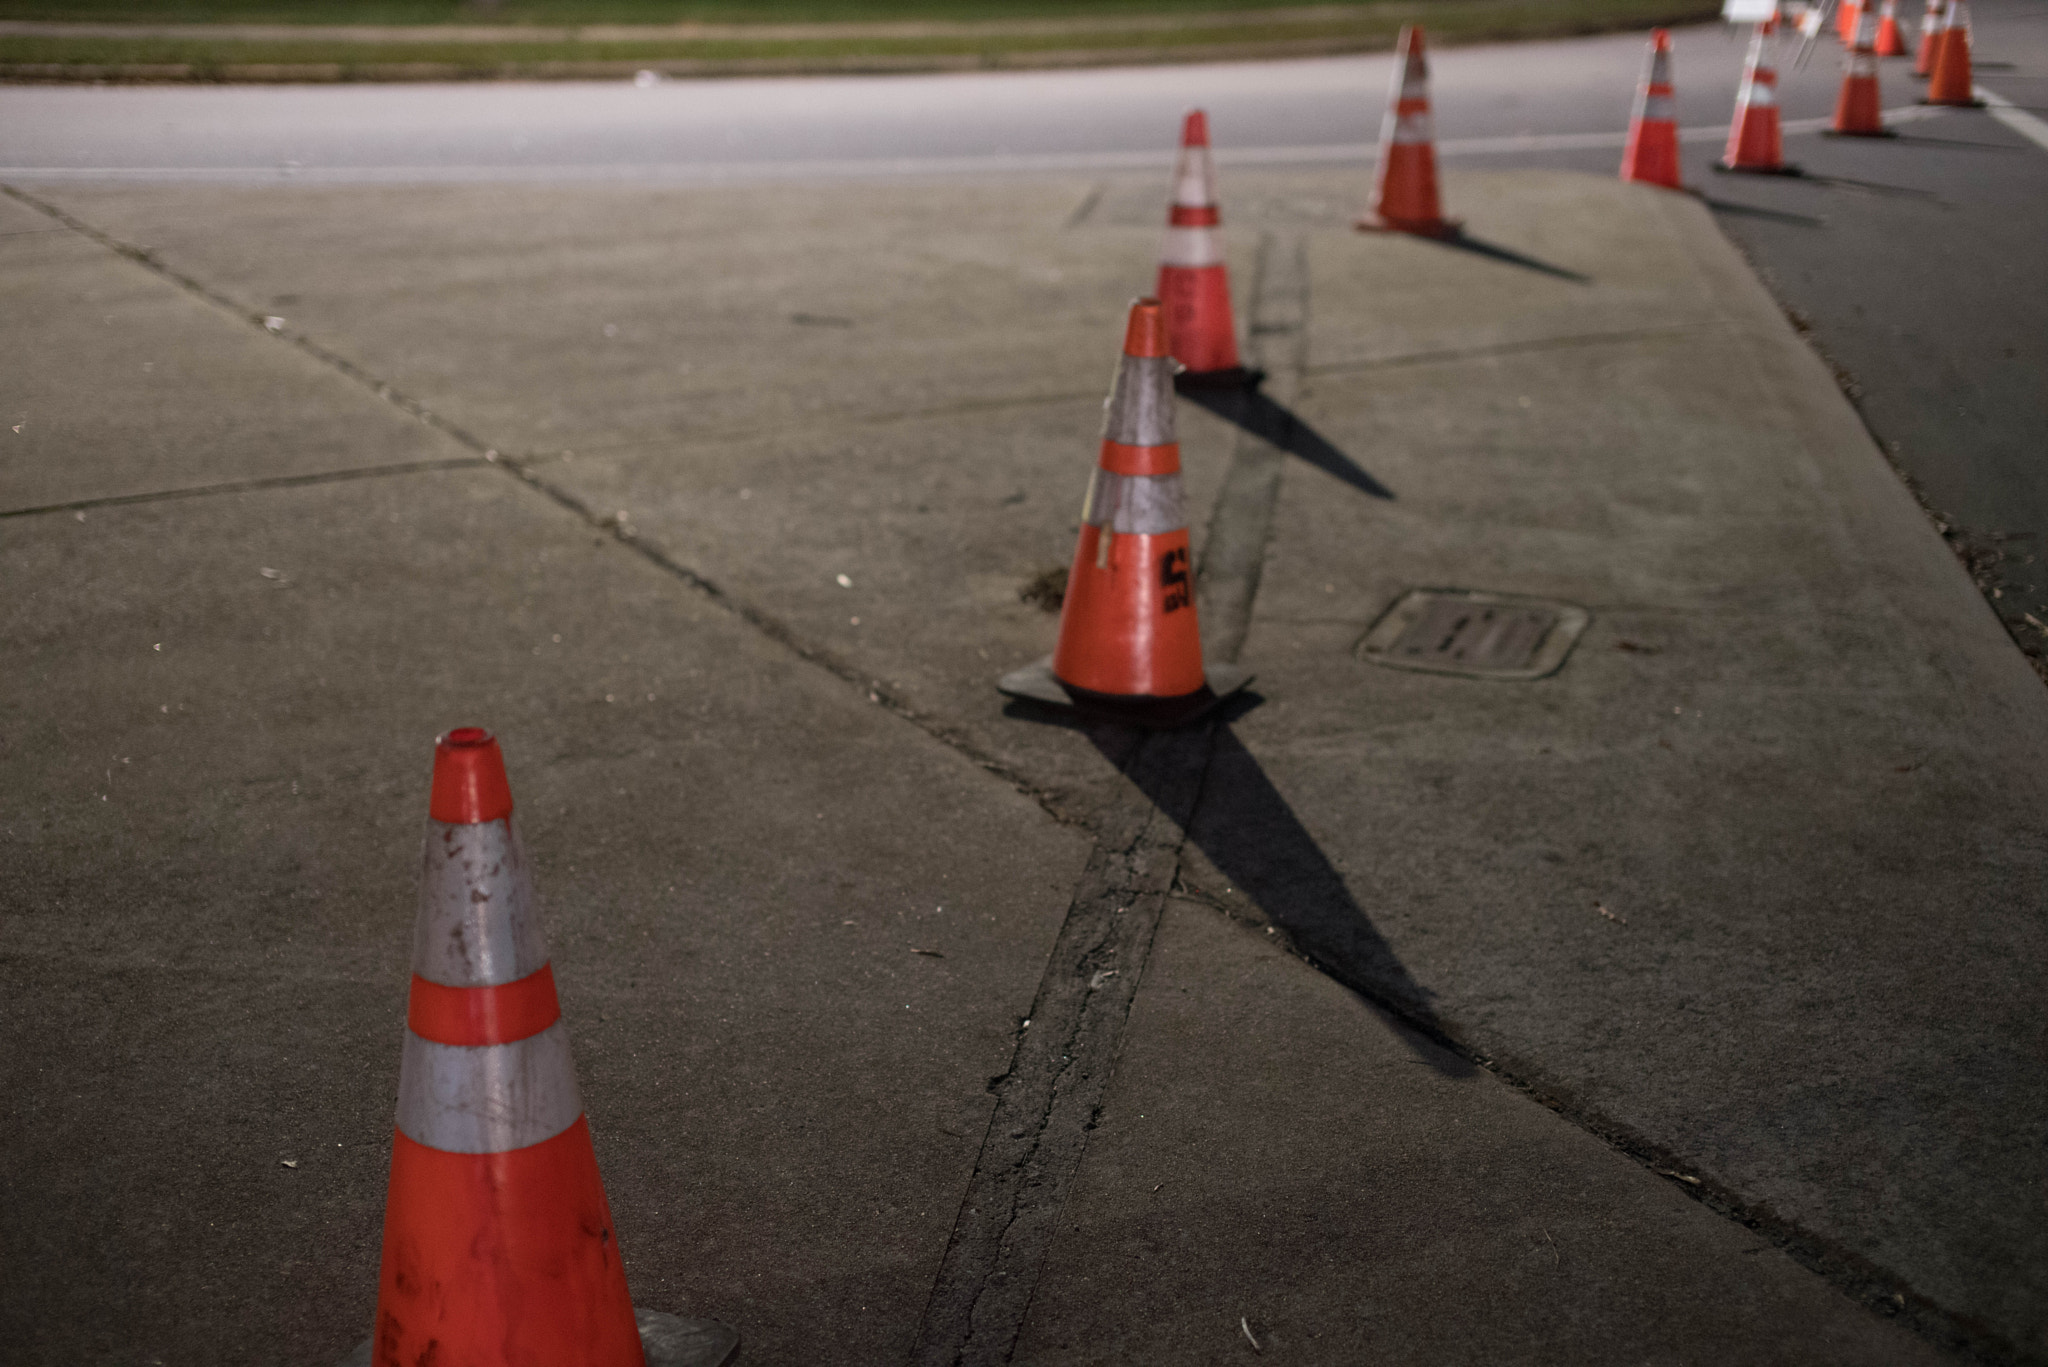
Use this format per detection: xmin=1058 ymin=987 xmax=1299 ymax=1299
xmin=909 ymin=725 xmax=1215 ymax=1367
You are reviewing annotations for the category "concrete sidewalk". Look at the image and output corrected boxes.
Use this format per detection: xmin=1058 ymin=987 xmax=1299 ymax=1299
xmin=0 ymin=160 xmax=2039 ymax=1365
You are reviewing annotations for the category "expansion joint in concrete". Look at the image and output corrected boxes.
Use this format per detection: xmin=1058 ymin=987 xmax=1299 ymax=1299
xmin=910 ymin=725 xmax=1216 ymax=1367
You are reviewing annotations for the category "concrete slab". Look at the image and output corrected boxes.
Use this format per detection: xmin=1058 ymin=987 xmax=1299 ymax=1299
xmin=0 ymin=251 xmax=1092 ymax=1362
xmin=1013 ymin=900 xmax=1952 ymax=1366
xmin=1195 ymin=176 xmax=2048 ymax=1357
xmin=0 ymin=190 xmax=461 ymax=512
xmin=9 ymin=160 xmax=2044 ymax=1364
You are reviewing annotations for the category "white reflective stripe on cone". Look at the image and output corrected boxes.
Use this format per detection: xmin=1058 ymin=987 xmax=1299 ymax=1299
xmin=1160 ymin=227 xmax=1224 ymax=268
xmin=414 ymin=818 xmax=550 ymax=988
xmin=1388 ymin=111 xmax=1434 ymax=145
xmin=1101 ymin=356 xmax=1178 ymax=446
xmin=1643 ymin=93 xmax=1677 ymax=122
xmin=1082 ymin=470 xmax=1187 ymax=534
xmin=1173 ymin=150 xmax=1214 ymax=207
xmin=396 ymin=1019 xmax=584 ymax=1154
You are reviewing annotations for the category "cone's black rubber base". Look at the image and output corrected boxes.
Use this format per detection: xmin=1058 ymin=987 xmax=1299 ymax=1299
xmin=1712 ymin=161 xmax=1805 ymax=176
xmin=1174 ymin=366 xmax=1266 ymax=392
xmin=1821 ymin=126 xmax=1900 ymax=137
xmin=1355 ymin=215 xmax=1464 ymax=239
xmin=997 ymin=656 xmax=1253 ymax=730
xmin=338 ymin=1309 xmax=739 ymax=1367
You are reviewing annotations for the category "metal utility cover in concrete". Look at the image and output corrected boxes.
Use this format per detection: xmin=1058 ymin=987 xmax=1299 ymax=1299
xmin=1357 ymin=588 xmax=1589 ymax=681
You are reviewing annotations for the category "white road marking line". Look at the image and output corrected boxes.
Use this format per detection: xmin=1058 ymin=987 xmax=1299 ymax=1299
xmin=1977 ymin=85 xmax=2048 ymax=153
xmin=0 ymin=105 xmax=1957 ymax=183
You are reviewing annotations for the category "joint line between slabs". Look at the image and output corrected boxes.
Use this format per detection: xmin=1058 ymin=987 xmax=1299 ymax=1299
xmin=909 ymin=725 xmax=1219 ymax=1367
xmin=0 ymin=457 xmax=485 ymax=520
xmin=0 ymin=179 xmax=1065 ymax=826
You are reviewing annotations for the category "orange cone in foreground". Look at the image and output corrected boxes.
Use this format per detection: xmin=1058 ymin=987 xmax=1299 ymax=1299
xmin=1621 ymin=29 xmax=1684 ymax=189
xmin=996 ymin=301 xmax=1249 ymax=727
xmin=1157 ymin=110 xmax=1257 ymax=387
xmin=1718 ymin=22 xmax=1796 ymax=174
xmin=363 ymin=729 xmax=738 ymax=1367
xmin=1913 ymin=0 xmax=1943 ymax=74
xmin=1924 ymin=0 xmax=1983 ymax=104
xmin=1830 ymin=10 xmax=1893 ymax=134
xmin=1359 ymin=25 xmax=1459 ymax=237
xmin=1874 ymin=0 xmax=1910 ymax=55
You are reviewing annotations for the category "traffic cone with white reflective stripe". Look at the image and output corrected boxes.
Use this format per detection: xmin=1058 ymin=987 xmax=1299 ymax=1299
xmin=1913 ymin=0 xmax=1942 ymax=74
xmin=357 ymin=728 xmax=738 ymax=1367
xmin=1717 ymin=22 xmax=1798 ymax=174
xmin=1157 ymin=110 xmax=1259 ymax=389
xmin=1828 ymin=8 xmax=1895 ymax=134
xmin=1874 ymin=0 xmax=1909 ymax=55
xmin=1621 ymin=29 xmax=1684 ymax=189
xmin=1359 ymin=26 xmax=1460 ymax=237
xmin=1837 ymin=0 xmax=1863 ymax=43
xmin=1923 ymin=0 xmax=1983 ymax=104
xmin=997 ymin=300 xmax=1249 ymax=728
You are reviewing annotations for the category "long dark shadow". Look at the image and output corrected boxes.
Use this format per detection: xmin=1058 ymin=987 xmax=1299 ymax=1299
xmin=1177 ymin=382 xmax=1395 ymax=500
xmin=997 ymin=701 xmax=1474 ymax=1078
xmin=1431 ymin=230 xmax=1591 ymax=283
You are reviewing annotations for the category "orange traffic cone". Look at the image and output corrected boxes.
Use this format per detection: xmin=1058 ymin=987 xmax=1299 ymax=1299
xmin=1837 ymin=0 xmax=1863 ymax=43
xmin=1924 ymin=0 xmax=1983 ymax=104
xmin=1158 ymin=111 xmax=1260 ymax=389
xmin=1717 ymin=22 xmax=1798 ymax=174
xmin=1359 ymin=25 xmax=1460 ymax=237
xmin=997 ymin=300 xmax=1249 ymax=727
xmin=1873 ymin=0 xmax=1910 ymax=55
xmin=1828 ymin=9 xmax=1895 ymax=134
xmin=1621 ymin=29 xmax=1684 ymax=189
xmin=1913 ymin=0 xmax=1942 ymax=74
xmin=358 ymin=728 xmax=739 ymax=1367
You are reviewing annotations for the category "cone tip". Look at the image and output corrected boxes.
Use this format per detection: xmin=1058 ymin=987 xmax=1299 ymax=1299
xmin=1123 ymin=298 xmax=1169 ymax=359
xmin=430 ymin=726 xmax=514 ymax=824
xmin=1652 ymin=26 xmax=1671 ymax=48
xmin=1181 ymin=109 xmax=1210 ymax=147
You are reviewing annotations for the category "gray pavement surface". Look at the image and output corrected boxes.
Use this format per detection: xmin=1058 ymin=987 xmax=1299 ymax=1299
xmin=4 ymin=22 xmax=2047 ymax=1367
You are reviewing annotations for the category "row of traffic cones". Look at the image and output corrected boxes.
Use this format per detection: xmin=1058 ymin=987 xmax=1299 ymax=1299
xmin=353 ymin=19 xmax=2002 ymax=1346
xmin=1619 ymin=0 xmax=1985 ymax=184
xmin=352 ymin=54 xmax=1459 ymax=1355
xmin=1000 ymin=27 xmax=1452 ymax=725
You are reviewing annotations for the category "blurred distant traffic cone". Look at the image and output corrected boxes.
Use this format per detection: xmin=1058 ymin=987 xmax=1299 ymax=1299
xmin=1873 ymin=0 xmax=1909 ymax=54
xmin=1621 ymin=29 xmax=1684 ymax=189
xmin=1923 ymin=0 xmax=1984 ymax=103
xmin=1359 ymin=26 xmax=1460 ymax=237
xmin=1717 ymin=22 xmax=1798 ymax=173
xmin=1913 ymin=0 xmax=1942 ymax=73
xmin=1837 ymin=0 xmax=1862 ymax=43
xmin=997 ymin=301 xmax=1249 ymax=727
xmin=358 ymin=729 xmax=738 ymax=1367
xmin=1157 ymin=111 xmax=1260 ymax=389
xmin=1828 ymin=9 xmax=1895 ymax=134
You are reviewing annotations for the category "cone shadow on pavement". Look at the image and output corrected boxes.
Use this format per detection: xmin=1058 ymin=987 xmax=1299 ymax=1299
xmin=1394 ymin=229 xmax=1591 ymax=283
xmin=1004 ymin=705 xmax=1471 ymax=1079
xmin=1174 ymin=383 xmax=1394 ymax=500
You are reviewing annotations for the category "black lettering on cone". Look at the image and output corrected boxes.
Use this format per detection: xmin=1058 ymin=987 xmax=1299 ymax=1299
xmin=1160 ymin=547 xmax=1191 ymax=613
